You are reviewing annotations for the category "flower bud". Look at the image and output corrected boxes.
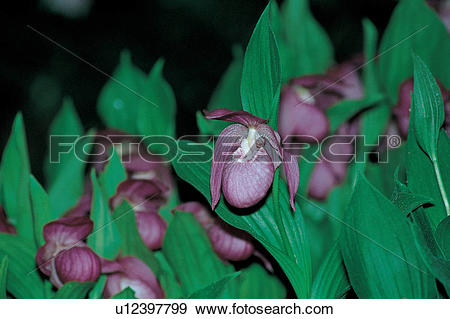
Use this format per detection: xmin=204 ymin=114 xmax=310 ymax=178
xmin=207 ymin=222 xmax=254 ymax=261
xmin=36 ymin=216 xmax=101 ymax=288
xmin=175 ymin=201 xmax=214 ymax=228
xmin=102 ymin=257 xmax=164 ymax=299
xmin=135 ymin=212 xmax=167 ymax=250
xmin=0 ymin=206 xmax=16 ymax=234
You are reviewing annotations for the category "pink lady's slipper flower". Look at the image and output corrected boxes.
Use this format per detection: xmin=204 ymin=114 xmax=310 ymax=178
xmin=102 ymin=256 xmax=164 ymax=299
xmin=278 ymin=59 xmax=363 ymax=143
xmin=0 ymin=206 xmax=16 ymax=234
xmin=393 ymin=78 xmax=450 ymax=138
xmin=176 ymin=202 xmax=254 ymax=261
xmin=204 ymin=109 xmax=299 ymax=210
xmin=36 ymin=216 xmax=101 ymax=288
xmin=110 ymin=180 xmax=167 ymax=250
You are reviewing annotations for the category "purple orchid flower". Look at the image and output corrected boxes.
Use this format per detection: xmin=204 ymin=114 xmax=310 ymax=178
xmin=176 ymin=202 xmax=254 ymax=261
xmin=204 ymin=109 xmax=299 ymax=210
xmin=110 ymin=180 xmax=168 ymax=250
xmin=278 ymin=59 xmax=363 ymax=143
xmin=393 ymin=78 xmax=450 ymax=138
xmin=36 ymin=216 xmax=101 ymax=288
xmin=0 ymin=206 xmax=16 ymax=234
xmin=102 ymin=256 xmax=164 ymax=299
xmin=92 ymin=129 xmax=174 ymax=200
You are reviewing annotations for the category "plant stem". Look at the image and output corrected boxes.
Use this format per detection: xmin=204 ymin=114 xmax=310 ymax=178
xmin=273 ymin=169 xmax=294 ymax=257
xmin=432 ymin=157 xmax=450 ymax=216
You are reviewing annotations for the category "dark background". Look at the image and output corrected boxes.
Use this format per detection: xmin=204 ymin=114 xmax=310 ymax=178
xmin=1 ymin=0 xmax=397 ymax=178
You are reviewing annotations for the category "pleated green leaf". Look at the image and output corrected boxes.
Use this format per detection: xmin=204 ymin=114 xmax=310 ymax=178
xmin=53 ymin=281 xmax=95 ymax=299
xmin=172 ymin=140 xmax=311 ymax=298
xmin=88 ymin=275 xmax=107 ymax=299
xmin=241 ymin=2 xmax=281 ymax=127
xmin=0 ymin=234 xmax=46 ymax=298
xmin=341 ymin=172 xmax=436 ymax=298
xmin=111 ymin=287 xmax=136 ymax=299
xmin=137 ymin=59 xmax=177 ymax=138
xmin=97 ymin=50 xmax=146 ymax=134
xmin=310 ymin=241 xmax=350 ymax=299
xmin=188 ymin=272 xmax=240 ymax=299
xmin=238 ymin=264 xmax=286 ymax=299
xmin=279 ymin=0 xmax=334 ymax=79
xmin=29 ymin=175 xmax=51 ymax=247
xmin=436 ymin=216 xmax=450 ymax=259
xmin=162 ymin=212 xmax=235 ymax=297
xmin=0 ymin=114 xmax=33 ymax=243
xmin=0 ymin=255 xmax=7 ymax=299
xmin=98 ymin=149 xmax=126 ymax=200
xmin=379 ymin=0 xmax=450 ymax=103
xmin=88 ymin=170 xmax=121 ymax=259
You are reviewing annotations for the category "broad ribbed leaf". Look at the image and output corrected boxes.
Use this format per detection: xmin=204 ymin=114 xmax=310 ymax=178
xmin=0 ymin=255 xmax=7 ymax=299
xmin=188 ymin=272 xmax=240 ymax=299
xmin=162 ymin=212 xmax=235 ymax=297
xmin=310 ymin=241 xmax=350 ymax=299
xmin=172 ymin=140 xmax=311 ymax=297
xmin=379 ymin=0 xmax=450 ymax=103
xmin=112 ymin=201 xmax=161 ymax=277
xmin=88 ymin=275 xmax=107 ymax=299
xmin=0 ymin=234 xmax=46 ymax=298
xmin=44 ymin=97 xmax=83 ymax=187
xmin=137 ymin=59 xmax=177 ymax=138
xmin=412 ymin=55 xmax=445 ymax=160
xmin=238 ymin=264 xmax=286 ymax=299
xmin=341 ymin=172 xmax=436 ymax=298
xmin=391 ymin=173 xmax=433 ymax=216
xmin=53 ymin=281 xmax=95 ymax=299
xmin=98 ymin=149 xmax=126 ymax=200
xmin=154 ymin=251 xmax=183 ymax=298
xmin=436 ymin=216 xmax=450 ymax=259
xmin=279 ymin=0 xmax=333 ymax=79
xmin=88 ymin=170 xmax=121 ymax=259
xmin=97 ymin=50 xmax=145 ymax=133
xmin=241 ymin=3 xmax=281 ymax=127
xmin=0 ymin=114 xmax=33 ymax=243
xmin=29 ymin=175 xmax=51 ymax=246
xmin=48 ymin=132 xmax=93 ymax=219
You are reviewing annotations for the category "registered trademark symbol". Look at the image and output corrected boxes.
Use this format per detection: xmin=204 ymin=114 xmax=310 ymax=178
xmin=388 ymin=135 xmax=402 ymax=148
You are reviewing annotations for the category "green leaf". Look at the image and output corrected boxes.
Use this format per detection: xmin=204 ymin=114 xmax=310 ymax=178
xmin=391 ymin=172 xmax=433 ymax=216
xmin=29 ymin=175 xmax=51 ymax=247
xmin=362 ymin=19 xmax=380 ymax=97
xmin=412 ymin=55 xmax=445 ymax=160
xmin=197 ymin=46 xmax=243 ymax=135
xmin=137 ymin=59 xmax=177 ymax=138
xmin=162 ymin=212 xmax=235 ymax=297
xmin=407 ymin=124 xmax=450 ymax=229
xmin=188 ymin=272 xmax=240 ymax=299
xmin=0 ymin=255 xmax=7 ymax=299
xmin=172 ymin=140 xmax=311 ymax=298
xmin=238 ymin=264 xmax=286 ymax=299
xmin=111 ymin=287 xmax=136 ymax=299
xmin=0 ymin=113 xmax=33 ymax=243
xmin=44 ymin=97 xmax=83 ymax=188
xmin=97 ymin=50 xmax=146 ymax=133
xmin=88 ymin=275 xmax=107 ymax=299
xmin=379 ymin=0 xmax=450 ymax=103
xmin=53 ymin=281 xmax=95 ymax=299
xmin=112 ymin=201 xmax=162 ymax=276
xmin=88 ymin=170 xmax=121 ymax=259
xmin=154 ymin=251 xmax=183 ymax=298
xmin=241 ymin=3 xmax=281 ymax=127
xmin=98 ymin=149 xmax=126 ymax=200
xmin=279 ymin=0 xmax=334 ymax=79
xmin=436 ymin=216 xmax=450 ymax=259
xmin=0 ymin=234 xmax=46 ymax=298
xmin=341 ymin=172 xmax=436 ymax=298
xmin=48 ymin=132 xmax=93 ymax=219
xmin=410 ymin=208 xmax=450 ymax=294
xmin=310 ymin=241 xmax=350 ymax=299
